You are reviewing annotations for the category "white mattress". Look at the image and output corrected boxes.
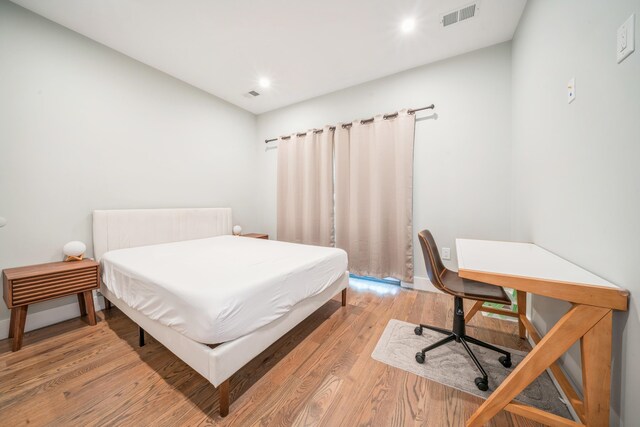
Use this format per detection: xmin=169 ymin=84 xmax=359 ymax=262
xmin=100 ymin=235 xmax=348 ymax=344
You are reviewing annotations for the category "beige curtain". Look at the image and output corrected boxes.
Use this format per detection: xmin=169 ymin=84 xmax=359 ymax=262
xmin=335 ymin=110 xmax=416 ymax=282
xmin=276 ymin=127 xmax=334 ymax=246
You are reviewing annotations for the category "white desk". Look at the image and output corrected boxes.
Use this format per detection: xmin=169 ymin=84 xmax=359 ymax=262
xmin=456 ymin=239 xmax=629 ymax=427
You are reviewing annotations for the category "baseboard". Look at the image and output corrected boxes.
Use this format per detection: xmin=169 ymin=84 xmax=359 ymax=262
xmin=402 ymin=276 xmax=441 ymax=294
xmin=0 ymin=291 xmax=105 ymax=340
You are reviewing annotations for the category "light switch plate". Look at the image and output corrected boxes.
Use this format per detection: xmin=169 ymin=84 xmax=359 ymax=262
xmin=441 ymin=247 xmax=451 ymax=260
xmin=617 ymin=14 xmax=635 ymax=64
xmin=567 ymin=77 xmax=576 ymax=104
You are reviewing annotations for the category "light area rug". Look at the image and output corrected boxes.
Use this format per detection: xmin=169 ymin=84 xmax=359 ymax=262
xmin=372 ymin=319 xmax=572 ymax=419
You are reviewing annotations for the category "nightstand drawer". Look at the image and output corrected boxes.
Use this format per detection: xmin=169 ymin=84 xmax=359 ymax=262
xmin=3 ymin=260 xmax=100 ymax=308
xmin=11 ymin=267 xmax=98 ymax=306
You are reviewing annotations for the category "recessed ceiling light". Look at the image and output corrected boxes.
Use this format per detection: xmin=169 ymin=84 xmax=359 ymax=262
xmin=401 ymin=18 xmax=416 ymax=33
xmin=259 ymin=77 xmax=271 ymax=88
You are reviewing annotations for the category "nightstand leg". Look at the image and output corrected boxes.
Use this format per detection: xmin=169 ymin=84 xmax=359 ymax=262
xmin=8 ymin=307 xmax=17 ymax=339
xmin=77 ymin=293 xmax=87 ymax=316
xmin=12 ymin=306 xmax=28 ymax=352
xmin=82 ymin=291 xmax=97 ymax=326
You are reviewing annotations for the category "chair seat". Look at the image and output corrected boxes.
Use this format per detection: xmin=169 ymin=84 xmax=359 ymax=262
xmin=441 ymin=271 xmax=512 ymax=304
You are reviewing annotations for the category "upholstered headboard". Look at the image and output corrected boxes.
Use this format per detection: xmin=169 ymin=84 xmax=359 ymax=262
xmin=92 ymin=208 xmax=232 ymax=261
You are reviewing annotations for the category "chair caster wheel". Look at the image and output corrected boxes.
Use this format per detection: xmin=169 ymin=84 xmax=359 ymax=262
xmin=414 ymin=326 xmax=423 ymax=336
xmin=475 ymin=377 xmax=488 ymax=391
xmin=415 ymin=352 xmax=425 ymax=364
xmin=499 ymin=355 xmax=512 ymax=368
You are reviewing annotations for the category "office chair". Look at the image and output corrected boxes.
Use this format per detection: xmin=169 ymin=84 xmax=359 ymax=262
xmin=415 ymin=230 xmax=512 ymax=391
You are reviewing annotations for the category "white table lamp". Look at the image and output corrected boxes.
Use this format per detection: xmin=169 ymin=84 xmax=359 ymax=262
xmin=63 ymin=241 xmax=86 ymax=262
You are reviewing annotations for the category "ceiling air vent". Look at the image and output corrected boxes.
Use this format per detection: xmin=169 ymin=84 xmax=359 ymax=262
xmin=243 ymin=90 xmax=260 ymax=98
xmin=442 ymin=11 xmax=458 ymax=27
xmin=441 ymin=3 xmax=479 ymax=27
xmin=459 ymin=4 xmax=476 ymax=21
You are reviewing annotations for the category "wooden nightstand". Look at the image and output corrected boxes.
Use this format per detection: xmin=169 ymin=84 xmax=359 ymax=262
xmin=2 ymin=259 xmax=100 ymax=351
xmin=241 ymin=233 xmax=269 ymax=239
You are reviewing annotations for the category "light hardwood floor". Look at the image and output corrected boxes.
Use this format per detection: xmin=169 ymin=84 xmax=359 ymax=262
xmin=0 ymin=281 xmax=542 ymax=426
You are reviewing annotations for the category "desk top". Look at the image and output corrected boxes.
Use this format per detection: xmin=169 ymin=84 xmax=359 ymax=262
xmin=456 ymin=239 xmax=628 ymax=310
xmin=456 ymin=239 xmax=617 ymax=288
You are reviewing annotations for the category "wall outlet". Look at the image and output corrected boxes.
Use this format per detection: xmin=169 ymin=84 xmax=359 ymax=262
xmin=567 ymin=77 xmax=575 ymax=104
xmin=441 ymin=247 xmax=451 ymax=260
xmin=617 ymin=14 xmax=635 ymax=64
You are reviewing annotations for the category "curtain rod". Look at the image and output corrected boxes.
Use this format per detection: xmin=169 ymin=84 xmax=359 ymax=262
xmin=264 ymin=104 xmax=434 ymax=143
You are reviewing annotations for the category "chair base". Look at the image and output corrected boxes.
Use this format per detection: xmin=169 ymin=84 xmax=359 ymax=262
xmin=414 ymin=296 xmax=512 ymax=391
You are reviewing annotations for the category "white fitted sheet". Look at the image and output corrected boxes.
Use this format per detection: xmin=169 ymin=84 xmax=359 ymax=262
xmin=100 ymin=235 xmax=348 ymax=344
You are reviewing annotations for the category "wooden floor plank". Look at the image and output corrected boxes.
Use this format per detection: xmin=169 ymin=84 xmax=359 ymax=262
xmin=0 ymin=282 xmax=550 ymax=426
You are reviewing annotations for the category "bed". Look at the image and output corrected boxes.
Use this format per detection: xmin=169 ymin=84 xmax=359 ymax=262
xmin=92 ymin=208 xmax=349 ymax=417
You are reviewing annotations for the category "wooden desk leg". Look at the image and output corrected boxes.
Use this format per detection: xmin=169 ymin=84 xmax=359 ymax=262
xmin=465 ymin=300 xmax=484 ymax=323
xmin=11 ymin=306 xmax=28 ymax=352
xmin=82 ymin=291 xmax=97 ymax=326
xmin=581 ymin=310 xmax=613 ymax=426
xmin=466 ymin=304 xmax=609 ymax=427
xmin=517 ymin=290 xmax=527 ymax=339
xmin=77 ymin=293 xmax=87 ymax=316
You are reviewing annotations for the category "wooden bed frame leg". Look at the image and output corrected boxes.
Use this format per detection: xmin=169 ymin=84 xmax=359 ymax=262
xmin=104 ymin=295 xmax=112 ymax=311
xmin=341 ymin=288 xmax=347 ymax=307
xmin=219 ymin=379 xmax=230 ymax=417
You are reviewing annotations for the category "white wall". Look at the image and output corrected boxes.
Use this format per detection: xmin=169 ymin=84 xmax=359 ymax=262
xmin=511 ymin=1 xmax=640 ymax=425
xmin=0 ymin=1 xmax=260 ymax=330
xmin=257 ymin=42 xmax=513 ymax=288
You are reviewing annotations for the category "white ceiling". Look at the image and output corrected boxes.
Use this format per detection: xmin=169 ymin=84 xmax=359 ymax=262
xmin=11 ymin=0 xmax=526 ymax=114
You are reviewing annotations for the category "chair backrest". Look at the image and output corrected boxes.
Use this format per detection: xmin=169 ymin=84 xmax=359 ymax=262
xmin=418 ymin=229 xmax=448 ymax=292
